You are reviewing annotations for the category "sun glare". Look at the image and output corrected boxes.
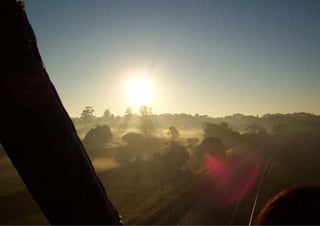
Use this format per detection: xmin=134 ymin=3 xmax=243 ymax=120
xmin=125 ymin=76 xmax=154 ymax=107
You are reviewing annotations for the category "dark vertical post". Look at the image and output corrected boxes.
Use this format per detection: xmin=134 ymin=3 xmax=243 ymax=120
xmin=0 ymin=1 xmax=121 ymax=224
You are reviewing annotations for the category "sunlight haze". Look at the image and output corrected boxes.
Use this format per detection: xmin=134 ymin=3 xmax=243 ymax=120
xmin=124 ymin=74 xmax=155 ymax=109
xmin=24 ymin=0 xmax=320 ymax=117
xmin=2 ymin=1 xmax=320 ymax=224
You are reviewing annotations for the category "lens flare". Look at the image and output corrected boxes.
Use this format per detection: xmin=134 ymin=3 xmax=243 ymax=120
xmin=205 ymin=156 xmax=261 ymax=206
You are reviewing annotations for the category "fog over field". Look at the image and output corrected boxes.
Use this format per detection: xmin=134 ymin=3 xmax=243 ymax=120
xmin=1 ymin=0 xmax=320 ymax=224
xmin=1 ymin=111 xmax=320 ymax=224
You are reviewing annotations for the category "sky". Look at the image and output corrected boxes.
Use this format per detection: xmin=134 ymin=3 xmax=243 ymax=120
xmin=25 ymin=0 xmax=320 ymax=117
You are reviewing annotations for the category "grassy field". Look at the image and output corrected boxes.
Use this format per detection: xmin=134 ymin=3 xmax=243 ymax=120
xmin=0 ymin=157 xmax=26 ymax=197
xmin=1 ymin=125 xmax=320 ymax=224
xmin=0 ymin=145 xmax=261 ymax=224
xmin=0 ymin=154 xmax=48 ymax=224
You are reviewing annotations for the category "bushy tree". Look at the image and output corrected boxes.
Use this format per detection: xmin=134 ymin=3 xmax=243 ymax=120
xmin=124 ymin=107 xmax=133 ymax=122
xmin=114 ymin=132 xmax=146 ymax=165
xmin=244 ymin=123 xmax=268 ymax=135
xmin=168 ymin=126 xmax=179 ymax=141
xmin=196 ymin=136 xmax=226 ymax=158
xmin=81 ymin=106 xmax=95 ymax=121
xmin=202 ymin=122 xmax=242 ymax=146
xmin=139 ymin=106 xmax=154 ymax=136
xmin=83 ymin=124 xmax=112 ymax=148
xmin=122 ymin=132 xmax=144 ymax=145
xmin=219 ymin=122 xmax=229 ymax=130
xmin=159 ymin=142 xmax=189 ymax=176
xmin=103 ymin=109 xmax=111 ymax=121
xmin=114 ymin=146 xmax=133 ymax=164
xmin=119 ymin=107 xmax=133 ymax=131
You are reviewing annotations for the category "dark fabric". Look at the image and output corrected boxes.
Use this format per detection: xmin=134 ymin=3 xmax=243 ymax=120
xmin=0 ymin=1 xmax=121 ymax=224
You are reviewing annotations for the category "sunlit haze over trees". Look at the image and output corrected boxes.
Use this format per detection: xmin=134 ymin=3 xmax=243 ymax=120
xmin=1 ymin=0 xmax=320 ymax=225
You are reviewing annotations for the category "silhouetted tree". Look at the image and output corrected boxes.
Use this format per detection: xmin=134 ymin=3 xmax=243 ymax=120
xmin=113 ymin=132 xmax=146 ymax=164
xmin=124 ymin=107 xmax=133 ymax=122
xmin=81 ymin=106 xmax=95 ymax=121
xmin=139 ymin=105 xmax=154 ymax=136
xmin=114 ymin=145 xmax=132 ymax=164
xmin=103 ymin=109 xmax=111 ymax=121
xmin=119 ymin=107 xmax=133 ymax=130
xmin=168 ymin=126 xmax=179 ymax=141
xmin=220 ymin=122 xmax=229 ymax=130
xmin=159 ymin=142 xmax=189 ymax=178
xmin=203 ymin=122 xmax=242 ymax=146
xmin=196 ymin=136 xmax=226 ymax=158
xmin=110 ymin=113 xmax=115 ymax=120
xmin=244 ymin=123 xmax=268 ymax=135
xmin=122 ymin=132 xmax=144 ymax=145
xmin=83 ymin=124 xmax=112 ymax=148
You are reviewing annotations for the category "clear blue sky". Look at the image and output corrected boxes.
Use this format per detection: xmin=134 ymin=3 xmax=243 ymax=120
xmin=25 ymin=0 xmax=320 ymax=117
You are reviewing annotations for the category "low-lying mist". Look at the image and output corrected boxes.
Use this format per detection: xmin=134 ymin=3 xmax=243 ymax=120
xmin=1 ymin=111 xmax=320 ymax=224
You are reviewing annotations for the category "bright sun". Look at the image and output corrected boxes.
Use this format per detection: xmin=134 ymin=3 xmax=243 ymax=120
xmin=125 ymin=76 xmax=154 ymax=107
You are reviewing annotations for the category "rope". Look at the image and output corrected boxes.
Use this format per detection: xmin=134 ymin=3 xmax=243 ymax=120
xmin=228 ymin=195 xmax=243 ymax=225
xmin=229 ymin=151 xmax=273 ymax=225
xmin=248 ymin=151 xmax=275 ymax=225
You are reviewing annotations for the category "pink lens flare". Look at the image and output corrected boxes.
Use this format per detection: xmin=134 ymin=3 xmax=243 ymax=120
xmin=205 ymin=156 xmax=261 ymax=207
xmin=206 ymin=157 xmax=233 ymax=185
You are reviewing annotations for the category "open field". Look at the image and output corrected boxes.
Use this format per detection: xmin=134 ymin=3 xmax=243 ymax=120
xmin=1 ymin=114 xmax=320 ymax=224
